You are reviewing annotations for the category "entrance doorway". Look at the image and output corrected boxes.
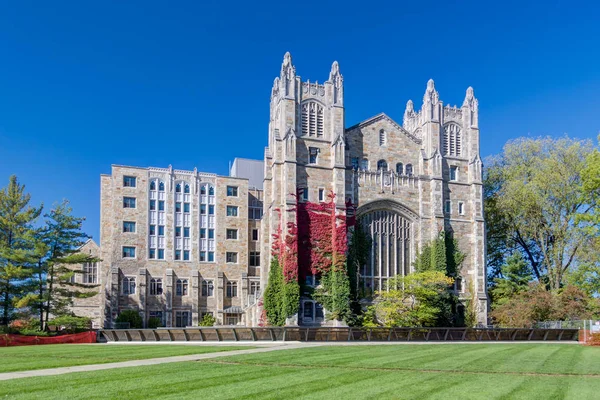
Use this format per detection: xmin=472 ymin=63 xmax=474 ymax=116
xmin=300 ymin=300 xmax=324 ymax=325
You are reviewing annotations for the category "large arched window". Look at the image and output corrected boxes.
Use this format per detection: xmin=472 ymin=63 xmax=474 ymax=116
xmin=443 ymin=124 xmax=462 ymax=156
xmin=301 ymin=101 xmax=324 ymax=137
xmin=377 ymin=160 xmax=388 ymax=172
xmin=396 ymin=163 xmax=403 ymax=175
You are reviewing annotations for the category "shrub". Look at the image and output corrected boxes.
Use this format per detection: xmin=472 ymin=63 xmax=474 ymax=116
xmin=115 ymin=310 xmax=143 ymax=329
xmin=147 ymin=317 xmax=162 ymax=329
xmin=48 ymin=315 xmax=92 ymax=333
xmin=19 ymin=329 xmax=50 ymax=336
xmin=199 ymin=313 xmax=216 ymax=327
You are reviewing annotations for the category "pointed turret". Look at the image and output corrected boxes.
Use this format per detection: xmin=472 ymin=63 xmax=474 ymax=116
xmin=280 ymin=52 xmax=297 ymax=97
xmin=462 ymin=86 xmax=479 ymax=128
xmin=328 ymin=61 xmax=344 ymax=105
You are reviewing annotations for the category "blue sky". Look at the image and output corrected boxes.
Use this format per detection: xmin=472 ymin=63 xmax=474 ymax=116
xmin=0 ymin=0 xmax=599 ymax=240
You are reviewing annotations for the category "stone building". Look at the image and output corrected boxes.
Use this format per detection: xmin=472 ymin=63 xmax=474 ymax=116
xmin=71 ymin=52 xmax=487 ymax=328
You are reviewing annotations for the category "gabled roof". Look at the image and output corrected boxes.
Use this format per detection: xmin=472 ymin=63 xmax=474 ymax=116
xmin=345 ymin=112 xmax=422 ymax=144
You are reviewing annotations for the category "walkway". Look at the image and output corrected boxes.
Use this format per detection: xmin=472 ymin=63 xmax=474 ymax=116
xmin=0 ymin=343 xmax=316 ymax=381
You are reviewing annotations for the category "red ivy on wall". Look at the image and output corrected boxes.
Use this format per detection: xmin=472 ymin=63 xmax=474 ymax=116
xmin=273 ymin=191 xmax=353 ymax=283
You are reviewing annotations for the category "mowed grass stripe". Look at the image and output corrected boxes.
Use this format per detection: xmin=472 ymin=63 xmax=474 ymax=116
xmin=2 ymin=361 xmax=600 ymax=400
xmin=218 ymin=344 xmax=600 ymax=375
xmin=0 ymin=344 xmax=251 ymax=373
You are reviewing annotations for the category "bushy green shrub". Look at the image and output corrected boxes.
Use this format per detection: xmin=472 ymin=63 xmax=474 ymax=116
xmin=48 ymin=315 xmax=92 ymax=333
xmin=199 ymin=313 xmax=216 ymax=327
xmin=115 ymin=310 xmax=143 ymax=329
xmin=19 ymin=329 xmax=50 ymax=336
xmin=147 ymin=317 xmax=162 ymax=329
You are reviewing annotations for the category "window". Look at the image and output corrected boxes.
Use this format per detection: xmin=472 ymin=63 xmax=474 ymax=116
xmin=200 ymin=251 xmax=206 ymax=261
xmin=175 ymin=250 xmax=181 ymax=260
xmin=227 ymin=186 xmax=238 ymax=196
xmin=149 ymin=311 xmax=163 ymax=326
xmin=183 ymin=250 xmax=190 ymax=260
xmin=318 ymin=188 xmax=325 ymax=202
xmin=351 ymin=157 xmax=359 ymax=169
xmin=158 ymin=200 xmax=165 ymax=211
xmin=159 ymin=182 xmax=165 ymax=191
xmin=175 ymin=202 xmax=181 ymax=213
xmin=183 ymin=203 xmax=190 ymax=213
xmin=360 ymin=158 xmax=369 ymax=170
xmin=208 ymin=229 xmax=214 ymax=239
xmin=123 ymin=176 xmax=136 ymax=187
xmin=450 ymin=166 xmax=458 ymax=181
xmin=249 ymin=206 xmax=263 ymax=220
xmin=175 ymin=227 xmax=181 ymax=237
xmin=301 ymin=101 xmax=324 ymax=137
xmin=227 ymin=206 xmax=238 ymax=216
xmin=226 ymin=281 xmax=238 ymax=298
xmin=377 ymin=160 xmax=388 ymax=172
xmin=208 ymin=205 xmax=215 ymax=215
xmin=122 ymin=277 xmax=136 ymax=295
xmin=149 ymin=225 xmax=156 ymax=236
xmin=200 ymin=186 xmax=206 ymax=195
xmin=226 ymin=252 xmax=238 ymax=263
xmin=158 ymin=249 xmax=164 ymax=260
xmin=83 ymin=262 xmax=97 ymax=284
xmin=458 ymin=202 xmax=465 ymax=215
xmin=379 ymin=129 xmax=387 ymax=146
xmin=208 ymin=251 xmax=214 ymax=262
xmin=250 ymin=251 xmax=260 ymax=267
xmin=456 ymin=277 xmax=464 ymax=293
xmin=200 ymin=204 xmax=206 ymax=214
xmin=184 ymin=184 xmax=190 ymax=194
xmin=149 ymin=248 xmax=156 ymax=259
xmin=184 ymin=227 xmax=190 ymax=238
xmin=175 ymin=183 xmax=182 ymax=193
xmin=252 ymin=229 xmax=259 ymax=241
xmin=396 ymin=163 xmax=403 ymax=175
xmin=300 ymin=188 xmax=308 ymax=202
xmin=123 ymin=221 xmax=136 ymax=233
xmin=250 ymin=281 xmax=260 ymax=295
xmin=444 ymin=200 xmax=451 ymax=214
xmin=158 ymin=225 xmax=165 ymax=236
xmin=123 ymin=197 xmax=136 ymax=208
xmin=150 ymin=278 xmax=163 ymax=295
xmin=308 ymin=147 xmax=319 ymax=164
xmin=149 ymin=200 xmax=156 ymax=211
xmin=405 ymin=164 xmax=413 ymax=176
xmin=150 ymin=181 xmax=156 ymax=191
xmin=175 ymin=311 xmax=189 ymax=328
xmin=226 ymin=229 xmax=238 ymax=240
xmin=176 ymin=279 xmax=188 ymax=296
xmin=443 ymin=124 xmax=462 ymax=156
xmin=200 ymin=228 xmax=206 ymax=239
xmin=122 ymin=246 xmax=136 ymax=258
xmin=202 ymin=280 xmax=214 ymax=296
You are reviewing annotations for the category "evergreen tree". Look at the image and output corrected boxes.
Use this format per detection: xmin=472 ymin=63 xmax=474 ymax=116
xmin=489 ymin=251 xmax=533 ymax=308
xmin=263 ymin=256 xmax=285 ymax=326
xmin=0 ymin=176 xmax=42 ymax=325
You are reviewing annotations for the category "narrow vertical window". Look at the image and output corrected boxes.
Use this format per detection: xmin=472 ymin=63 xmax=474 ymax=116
xmin=318 ymin=188 xmax=325 ymax=202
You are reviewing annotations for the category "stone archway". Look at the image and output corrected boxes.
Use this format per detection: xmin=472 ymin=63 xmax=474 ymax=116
xmin=356 ymin=200 xmax=416 ymax=296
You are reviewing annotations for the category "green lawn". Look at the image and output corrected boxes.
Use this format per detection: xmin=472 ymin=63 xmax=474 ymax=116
xmin=0 ymin=344 xmax=250 ymax=373
xmin=2 ymin=344 xmax=600 ymax=399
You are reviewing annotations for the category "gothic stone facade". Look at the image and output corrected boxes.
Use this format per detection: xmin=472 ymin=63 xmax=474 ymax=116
xmin=263 ymin=53 xmax=487 ymax=325
xmin=71 ymin=52 xmax=487 ymax=327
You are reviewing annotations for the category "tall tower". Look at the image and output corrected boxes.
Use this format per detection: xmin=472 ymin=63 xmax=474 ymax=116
xmin=261 ymin=52 xmax=346 ymax=294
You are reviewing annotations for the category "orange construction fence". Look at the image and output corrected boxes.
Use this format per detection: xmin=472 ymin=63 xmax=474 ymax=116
xmin=0 ymin=331 xmax=97 ymax=347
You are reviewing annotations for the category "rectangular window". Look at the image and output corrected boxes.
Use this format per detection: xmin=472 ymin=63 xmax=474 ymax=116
xmin=200 ymin=251 xmax=206 ymax=262
xmin=226 ymin=229 xmax=238 ymax=240
xmin=227 ymin=186 xmax=238 ymax=196
xmin=226 ymin=281 xmax=238 ymax=298
xmin=208 ymin=229 xmax=215 ymax=239
xmin=122 ymin=277 xmax=136 ymax=295
xmin=200 ymin=228 xmax=206 ymax=239
xmin=123 ymin=221 xmax=136 ymax=233
xmin=202 ymin=280 xmax=214 ymax=296
xmin=158 ymin=200 xmax=165 ymax=211
xmin=183 ymin=203 xmax=190 ymax=213
xmin=175 ymin=250 xmax=181 ymax=260
xmin=175 ymin=311 xmax=189 ymax=328
xmin=249 ymin=207 xmax=262 ymax=220
xmin=227 ymin=206 xmax=238 ymax=217
xmin=149 ymin=200 xmax=156 ymax=211
xmin=445 ymin=200 xmax=452 ymax=214
xmin=123 ymin=176 xmax=136 ymax=187
xmin=458 ymin=202 xmax=465 ymax=215
xmin=175 ymin=202 xmax=182 ymax=212
xmin=149 ymin=248 xmax=156 ymax=259
xmin=450 ymin=166 xmax=458 ymax=181
xmin=150 ymin=279 xmax=163 ymax=295
xmin=183 ymin=250 xmax=190 ymax=261
xmin=360 ymin=159 xmax=369 ymax=170
xmin=309 ymin=147 xmax=319 ymax=164
xmin=351 ymin=157 xmax=359 ymax=169
xmin=252 ymin=229 xmax=259 ymax=241
xmin=208 ymin=205 xmax=215 ymax=215
xmin=318 ymin=188 xmax=324 ymax=202
xmin=123 ymin=197 xmax=136 ymax=208
xmin=250 ymin=251 xmax=261 ymax=267
xmin=158 ymin=225 xmax=165 ymax=236
xmin=301 ymin=188 xmax=308 ymax=202
xmin=122 ymin=246 xmax=136 ymax=258
xmin=149 ymin=225 xmax=156 ymax=236
xmin=175 ymin=227 xmax=181 ymax=237
xmin=83 ymin=262 xmax=98 ymax=284
xmin=208 ymin=251 xmax=215 ymax=262
xmin=183 ymin=227 xmax=190 ymax=238
xmin=157 ymin=249 xmax=165 ymax=260
xmin=200 ymin=204 xmax=207 ymax=214
xmin=226 ymin=252 xmax=238 ymax=263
